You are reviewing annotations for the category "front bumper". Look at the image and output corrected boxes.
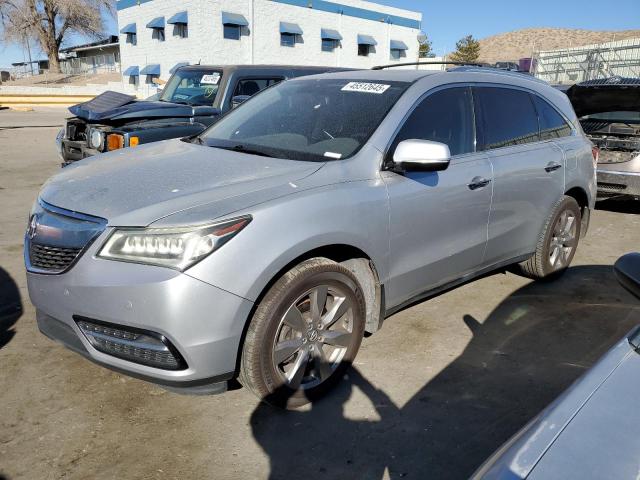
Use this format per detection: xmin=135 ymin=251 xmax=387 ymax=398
xmin=27 ymin=244 xmax=254 ymax=392
xmin=597 ymin=169 xmax=640 ymax=199
xmin=61 ymin=138 xmax=100 ymax=165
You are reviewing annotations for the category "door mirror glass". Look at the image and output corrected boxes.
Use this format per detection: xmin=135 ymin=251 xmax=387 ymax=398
xmin=393 ymin=139 xmax=451 ymax=172
xmin=615 ymin=253 xmax=640 ymax=299
xmin=231 ymin=95 xmax=251 ymax=109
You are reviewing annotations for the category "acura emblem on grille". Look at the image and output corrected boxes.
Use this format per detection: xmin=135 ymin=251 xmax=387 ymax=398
xmin=27 ymin=215 xmax=38 ymax=239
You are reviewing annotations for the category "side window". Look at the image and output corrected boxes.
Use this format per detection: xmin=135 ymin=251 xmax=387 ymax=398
xmin=532 ymin=95 xmax=573 ymax=140
xmin=391 ymin=87 xmax=474 ymax=157
xmin=475 ymin=87 xmax=539 ymax=150
xmin=233 ymin=78 xmax=282 ymax=97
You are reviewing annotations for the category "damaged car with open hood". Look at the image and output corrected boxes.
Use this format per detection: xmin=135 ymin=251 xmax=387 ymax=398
xmin=566 ymin=76 xmax=640 ymax=201
xmin=56 ymin=64 xmax=344 ymax=166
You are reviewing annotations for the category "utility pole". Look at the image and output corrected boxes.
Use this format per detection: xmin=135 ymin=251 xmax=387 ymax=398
xmin=26 ymin=36 xmax=33 ymax=75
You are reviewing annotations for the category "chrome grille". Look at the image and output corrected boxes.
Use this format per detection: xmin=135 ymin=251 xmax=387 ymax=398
xmin=29 ymin=244 xmax=83 ymax=271
xmin=25 ymin=199 xmax=107 ymax=275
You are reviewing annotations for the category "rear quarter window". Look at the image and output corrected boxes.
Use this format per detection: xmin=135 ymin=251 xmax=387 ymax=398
xmin=475 ymin=87 xmax=540 ymax=150
xmin=532 ymin=95 xmax=573 ymax=140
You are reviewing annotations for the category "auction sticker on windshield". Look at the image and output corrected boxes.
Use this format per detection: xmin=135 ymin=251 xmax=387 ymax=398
xmin=201 ymin=73 xmax=221 ymax=85
xmin=341 ymin=82 xmax=391 ymax=94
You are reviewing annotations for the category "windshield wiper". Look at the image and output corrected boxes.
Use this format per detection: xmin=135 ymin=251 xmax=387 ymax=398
xmin=214 ymin=144 xmax=275 ymax=158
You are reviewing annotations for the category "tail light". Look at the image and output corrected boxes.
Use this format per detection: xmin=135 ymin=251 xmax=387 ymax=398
xmin=107 ymin=133 xmax=125 ymax=151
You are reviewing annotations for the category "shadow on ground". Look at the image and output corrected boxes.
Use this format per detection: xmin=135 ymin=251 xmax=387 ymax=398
xmin=596 ymin=198 xmax=639 ymax=214
xmin=251 ymin=265 xmax=640 ymax=480
xmin=0 ymin=266 xmax=22 ymax=351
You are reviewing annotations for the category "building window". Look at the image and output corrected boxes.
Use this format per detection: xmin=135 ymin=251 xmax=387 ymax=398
xmin=358 ymin=44 xmax=371 ymax=57
xmin=224 ymin=24 xmax=241 ymax=40
xmin=281 ymin=33 xmax=298 ymax=47
xmin=390 ymin=49 xmax=406 ymax=60
xmin=126 ymin=33 xmax=137 ymax=45
xmin=174 ymin=24 xmax=188 ymax=38
xmin=322 ymin=39 xmax=339 ymax=52
xmin=152 ymin=28 xmax=165 ymax=42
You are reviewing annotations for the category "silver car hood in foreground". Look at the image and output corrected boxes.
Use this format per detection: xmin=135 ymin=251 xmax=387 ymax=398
xmin=38 ymin=139 xmax=324 ymax=226
xmin=474 ymin=328 xmax=640 ymax=479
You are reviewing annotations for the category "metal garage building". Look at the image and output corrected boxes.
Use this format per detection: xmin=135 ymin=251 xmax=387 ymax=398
xmin=116 ymin=0 xmax=422 ymax=94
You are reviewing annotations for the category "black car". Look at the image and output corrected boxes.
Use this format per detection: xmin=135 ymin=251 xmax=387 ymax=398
xmin=57 ymin=64 xmax=347 ymax=166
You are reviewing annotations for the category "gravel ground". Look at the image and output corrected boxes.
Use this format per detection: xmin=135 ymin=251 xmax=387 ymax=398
xmin=0 ymin=108 xmax=639 ymax=480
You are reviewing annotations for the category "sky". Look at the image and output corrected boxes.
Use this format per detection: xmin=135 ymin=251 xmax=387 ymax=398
xmin=1 ymin=0 xmax=639 ymax=68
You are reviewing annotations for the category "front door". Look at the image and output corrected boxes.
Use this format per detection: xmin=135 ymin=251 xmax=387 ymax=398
xmin=383 ymin=86 xmax=493 ymax=308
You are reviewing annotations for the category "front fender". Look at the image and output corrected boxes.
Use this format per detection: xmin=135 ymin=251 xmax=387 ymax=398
xmin=185 ymin=180 xmax=390 ymax=302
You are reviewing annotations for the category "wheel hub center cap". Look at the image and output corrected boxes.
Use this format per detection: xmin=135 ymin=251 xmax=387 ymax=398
xmin=308 ymin=330 xmax=319 ymax=342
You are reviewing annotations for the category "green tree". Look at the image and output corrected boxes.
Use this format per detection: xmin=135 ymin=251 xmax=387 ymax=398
xmin=418 ymin=35 xmax=433 ymax=58
xmin=449 ymin=35 xmax=481 ymax=63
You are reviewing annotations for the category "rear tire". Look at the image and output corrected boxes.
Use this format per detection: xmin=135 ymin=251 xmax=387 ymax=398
xmin=239 ymin=258 xmax=365 ymax=409
xmin=519 ymin=195 xmax=581 ymax=279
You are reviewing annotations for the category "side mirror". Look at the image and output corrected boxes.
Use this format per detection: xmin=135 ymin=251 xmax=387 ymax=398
xmin=231 ymin=95 xmax=251 ymax=109
xmin=614 ymin=253 xmax=640 ymax=299
xmin=192 ymin=106 xmax=221 ymax=117
xmin=392 ymin=139 xmax=451 ymax=172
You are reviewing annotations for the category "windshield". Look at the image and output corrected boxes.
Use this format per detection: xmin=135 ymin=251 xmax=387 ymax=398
xmin=581 ymin=111 xmax=640 ymax=124
xmin=200 ymin=78 xmax=410 ymax=161
xmin=160 ymin=69 xmax=222 ymax=106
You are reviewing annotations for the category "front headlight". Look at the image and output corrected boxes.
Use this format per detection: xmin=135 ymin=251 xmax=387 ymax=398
xmin=89 ymin=129 xmax=104 ymax=150
xmin=97 ymin=216 xmax=251 ymax=270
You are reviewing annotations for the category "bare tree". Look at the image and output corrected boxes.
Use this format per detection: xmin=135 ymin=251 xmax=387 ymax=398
xmin=0 ymin=0 xmax=113 ymax=73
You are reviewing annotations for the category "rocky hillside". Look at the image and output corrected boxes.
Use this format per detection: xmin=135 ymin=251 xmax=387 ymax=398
xmin=477 ymin=28 xmax=640 ymax=63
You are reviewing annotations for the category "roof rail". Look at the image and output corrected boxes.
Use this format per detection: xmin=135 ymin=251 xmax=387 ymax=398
xmin=449 ymin=66 xmax=550 ymax=85
xmin=372 ymin=61 xmax=483 ymax=70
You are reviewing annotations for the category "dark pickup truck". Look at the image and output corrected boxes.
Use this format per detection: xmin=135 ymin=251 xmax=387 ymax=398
xmin=57 ymin=64 xmax=346 ymax=166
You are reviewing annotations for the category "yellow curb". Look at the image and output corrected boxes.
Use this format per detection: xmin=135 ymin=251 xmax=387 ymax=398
xmin=0 ymin=94 xmax=96 ymax=105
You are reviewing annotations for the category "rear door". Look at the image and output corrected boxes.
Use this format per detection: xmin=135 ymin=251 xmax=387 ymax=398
xmin=475 ymin=86 xmax=565 ymax=265
xmin=383 ymin=86 xmax=493 ymax=307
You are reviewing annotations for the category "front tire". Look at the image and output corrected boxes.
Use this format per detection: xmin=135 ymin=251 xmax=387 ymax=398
xmin=520 ymin=195 xmax=581 ymax=279
xmin=240 ymin=258 xmax=365 ymax=408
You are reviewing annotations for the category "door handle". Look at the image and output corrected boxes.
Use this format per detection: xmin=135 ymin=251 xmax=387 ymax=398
xmin=545 ymin=162 xmax=562 ymax=172
xmin=468 ymin=176 xmax=491 ymax=190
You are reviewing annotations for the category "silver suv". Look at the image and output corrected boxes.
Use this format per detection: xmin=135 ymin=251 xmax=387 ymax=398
xmin=25 ymin=68 xmax=596 ymax=407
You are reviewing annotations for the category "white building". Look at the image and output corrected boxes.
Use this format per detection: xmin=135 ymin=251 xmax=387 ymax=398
xmin=116 ymin=0 xmax=422 ymax=93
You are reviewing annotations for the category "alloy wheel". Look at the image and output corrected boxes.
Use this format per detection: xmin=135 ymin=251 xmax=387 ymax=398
xmin=272 ymin=285 xmax=354 ymax=390
xmin=549 ymin=209 xmax=577 ymax=269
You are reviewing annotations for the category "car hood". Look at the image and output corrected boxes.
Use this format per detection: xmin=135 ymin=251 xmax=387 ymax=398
xmin=473 ymin=331 xmax=636 ymax=480
xmin=566 ymin=81 xmax=640 ymax=117
xmin=68 ymin=90 xmax=215 ymax=122
xmin=38 ymin=139 xmax=324 ymax=226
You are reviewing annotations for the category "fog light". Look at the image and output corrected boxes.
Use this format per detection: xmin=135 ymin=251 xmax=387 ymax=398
xmin=75 ymin=316 xmax=186 ymax=370
xmin=107 ymin=133 xmax=125 ymax=151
